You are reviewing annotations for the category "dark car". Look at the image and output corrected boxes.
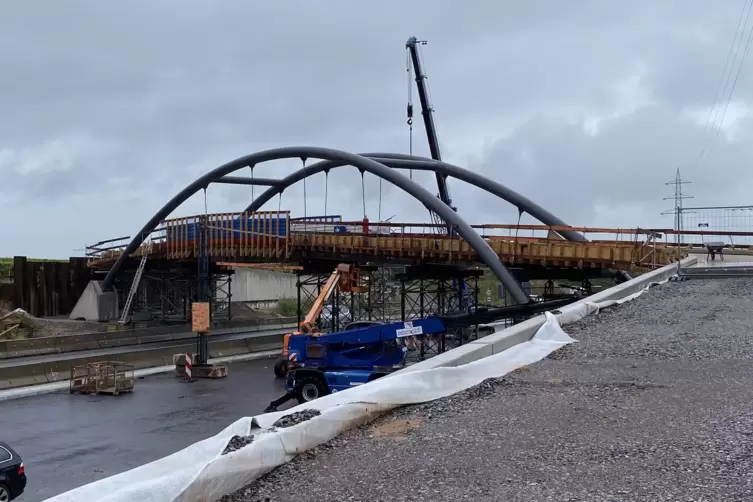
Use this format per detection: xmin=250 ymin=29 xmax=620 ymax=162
xmin=0 ymin=442 xmax=26 ymax=501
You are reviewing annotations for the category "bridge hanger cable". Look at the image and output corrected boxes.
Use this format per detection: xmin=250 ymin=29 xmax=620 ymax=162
xmin=250 ymin=166 xmax=254 ymax=203
xmin=361 ymin=171 xmax=367 ymax=219
xmin=378 ymin=176 xmax=383 ymax=224
xmin=324 ymin=170 xmax=329 ymax=216
xmin=302 ymin=157 xmax=308 ymax=232
xmin=512 ymin=208 xmax=523 ymax=262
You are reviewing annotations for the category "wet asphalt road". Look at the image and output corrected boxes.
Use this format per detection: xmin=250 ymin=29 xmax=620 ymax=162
xmin=2 ymin=358 xmax=288 ymax=502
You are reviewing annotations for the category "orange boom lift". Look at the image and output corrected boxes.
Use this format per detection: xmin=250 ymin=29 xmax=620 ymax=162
xmin=273 ymin=263 xmax=367 ymax=377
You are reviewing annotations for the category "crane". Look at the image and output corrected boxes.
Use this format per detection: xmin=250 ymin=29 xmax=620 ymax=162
xmin=406 ymin=36 xmax=456 ymax=233
xmin=407 ymin=37 xmax=473 ymax=308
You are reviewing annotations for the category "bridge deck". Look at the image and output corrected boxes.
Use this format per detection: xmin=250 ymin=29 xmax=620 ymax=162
xmin=86 ymin=211 xmax=684 ymax=270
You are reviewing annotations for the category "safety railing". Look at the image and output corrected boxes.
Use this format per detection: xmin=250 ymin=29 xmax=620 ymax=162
xmin=87 ymin=211 xmax=291 ymax=266
xmin=88 ymin=215 xmax=726 ymax=269
xmin=284 ymin=220 xmax=684 ymax=268
xmin=160 ymin=211 xmax=291 ymax=260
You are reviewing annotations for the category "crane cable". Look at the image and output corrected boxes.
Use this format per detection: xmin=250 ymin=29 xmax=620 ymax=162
xmin=406 ymin=47 xmax=414 ymax=179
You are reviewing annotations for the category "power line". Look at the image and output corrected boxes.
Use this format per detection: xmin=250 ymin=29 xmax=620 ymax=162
xmin=697 ymin=0 xmax=751 ymax=143
xmin=696 ymin=0 xmax=753 ymax=167
xmin=704 ymin=12 xmax=753 ymax=162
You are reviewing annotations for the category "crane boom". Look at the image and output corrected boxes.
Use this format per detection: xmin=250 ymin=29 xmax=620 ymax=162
xmin=406 ymin=36 xmax=455 ymax=231
xmin=300 ymin=269 xmax=340 ymax=331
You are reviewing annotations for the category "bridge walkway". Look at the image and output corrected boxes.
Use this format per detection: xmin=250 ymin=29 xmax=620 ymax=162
xmin=86 ymin=211 xmax=684 ymax=271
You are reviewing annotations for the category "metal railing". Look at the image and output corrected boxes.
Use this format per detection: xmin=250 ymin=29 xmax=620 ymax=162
xmin=88 ymin=213 xmax=753 ymax=268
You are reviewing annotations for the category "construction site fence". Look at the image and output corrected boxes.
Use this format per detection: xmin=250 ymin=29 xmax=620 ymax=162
xmin=677 ymin=206 xmax=753 ymax=246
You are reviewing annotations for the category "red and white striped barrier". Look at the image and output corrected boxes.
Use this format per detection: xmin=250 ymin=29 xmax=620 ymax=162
xmin=185 ymin=353 xmax=193 ymax=380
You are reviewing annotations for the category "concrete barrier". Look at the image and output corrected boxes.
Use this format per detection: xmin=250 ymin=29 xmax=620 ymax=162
xmin=0 ymin=319 xmax=297 ymax=359
xmin=0 ymin=259 xmax=697 ymax=393
xmin=0 ymin=331 xmax=288 ymax=391
xmin=397 ymin=256 xmax=698 ymax=374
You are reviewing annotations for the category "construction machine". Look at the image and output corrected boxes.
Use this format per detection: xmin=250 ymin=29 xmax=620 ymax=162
xmin=263 ymin=296 xmax=577 ymax=412
xmin=273 ymin=263 xmax=368 ymax=377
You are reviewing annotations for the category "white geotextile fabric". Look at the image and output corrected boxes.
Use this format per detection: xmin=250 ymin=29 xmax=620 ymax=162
xmin=45 ymin=281 xmax=662 ymax=502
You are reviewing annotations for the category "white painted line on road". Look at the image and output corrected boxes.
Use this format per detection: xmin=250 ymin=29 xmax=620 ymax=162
xmin=0 ymin=350 xmax=281 ymax=403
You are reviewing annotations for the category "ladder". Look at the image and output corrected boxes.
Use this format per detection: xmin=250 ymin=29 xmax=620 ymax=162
xmin=118 ymin=242 xmax=151 ymax=324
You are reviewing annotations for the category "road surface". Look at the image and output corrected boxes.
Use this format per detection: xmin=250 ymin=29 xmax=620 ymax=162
xmin=3 ymin=358 xmax=287 ymax=502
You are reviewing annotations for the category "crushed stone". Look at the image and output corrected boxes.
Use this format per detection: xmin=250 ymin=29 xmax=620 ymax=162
xmin=272 ymin=409 xmax=321 ymax=429
xmin=222 ymin=435 xmax=255 ymax=455
xmin=221 ymin=278 xmax=753 ymax=501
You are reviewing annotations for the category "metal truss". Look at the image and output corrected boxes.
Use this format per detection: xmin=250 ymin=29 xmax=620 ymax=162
xmin=397 ymin=267 xmax=481 ymax=363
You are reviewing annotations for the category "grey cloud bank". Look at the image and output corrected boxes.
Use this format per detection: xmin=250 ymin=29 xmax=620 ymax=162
xmin=1 ymin=1 xmax=751 ymax=256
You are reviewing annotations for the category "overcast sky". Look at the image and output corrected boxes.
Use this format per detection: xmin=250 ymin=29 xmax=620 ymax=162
xmin=2 ymin=1 xmax=753 ymax=257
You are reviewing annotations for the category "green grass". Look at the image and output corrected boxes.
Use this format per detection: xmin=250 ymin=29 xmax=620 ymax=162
xmin=0 ymin=258 xmax=11 ymax=279
xmin=275 ymin=297 xmax=316 ymax=318
xmin=275 ymin=298 xmax=298 ymax=317
xmin=0 ymin=257 xmax=69 ymax=280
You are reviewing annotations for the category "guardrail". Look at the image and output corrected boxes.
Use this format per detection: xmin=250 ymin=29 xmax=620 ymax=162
xmin=0 ymin=318 xmax=297 ymax=360
xmin=0 ymin=328 xmax=291 ymax=391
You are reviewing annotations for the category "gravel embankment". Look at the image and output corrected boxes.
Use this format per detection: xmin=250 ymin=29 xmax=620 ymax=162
xmin=222 ymin=278 xmax=753 ymax=502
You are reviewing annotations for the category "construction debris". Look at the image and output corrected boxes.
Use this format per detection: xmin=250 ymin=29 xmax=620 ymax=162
xmin=0 ymin=308 xmax=43 ymax=340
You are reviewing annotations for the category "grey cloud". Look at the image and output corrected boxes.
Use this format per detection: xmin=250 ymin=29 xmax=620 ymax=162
xmin=468 ymin=104 xmax=753 ymax=227
xmin=2 ymin=0 xmax=753 ymax=256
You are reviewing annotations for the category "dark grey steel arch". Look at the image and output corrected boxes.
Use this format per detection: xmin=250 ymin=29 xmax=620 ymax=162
xmin=242 ymin=153 xmax=587 ymax=242
xmin=239 ymin=156 xmax=635 ymax=282
xmin=102 ymin=147 xmax=532 ymax=304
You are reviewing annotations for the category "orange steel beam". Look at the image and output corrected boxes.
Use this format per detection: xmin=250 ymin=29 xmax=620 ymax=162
xmin=216 ymin=262 xmax=303 ymax=271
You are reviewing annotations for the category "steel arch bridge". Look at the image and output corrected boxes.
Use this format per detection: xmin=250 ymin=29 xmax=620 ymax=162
xmin=101 ymin=146 xmax=608 ymax=306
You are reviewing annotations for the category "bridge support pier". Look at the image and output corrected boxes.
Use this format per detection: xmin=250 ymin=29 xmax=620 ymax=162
xmin=69 ymin=280 xmax=120 ymax=321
